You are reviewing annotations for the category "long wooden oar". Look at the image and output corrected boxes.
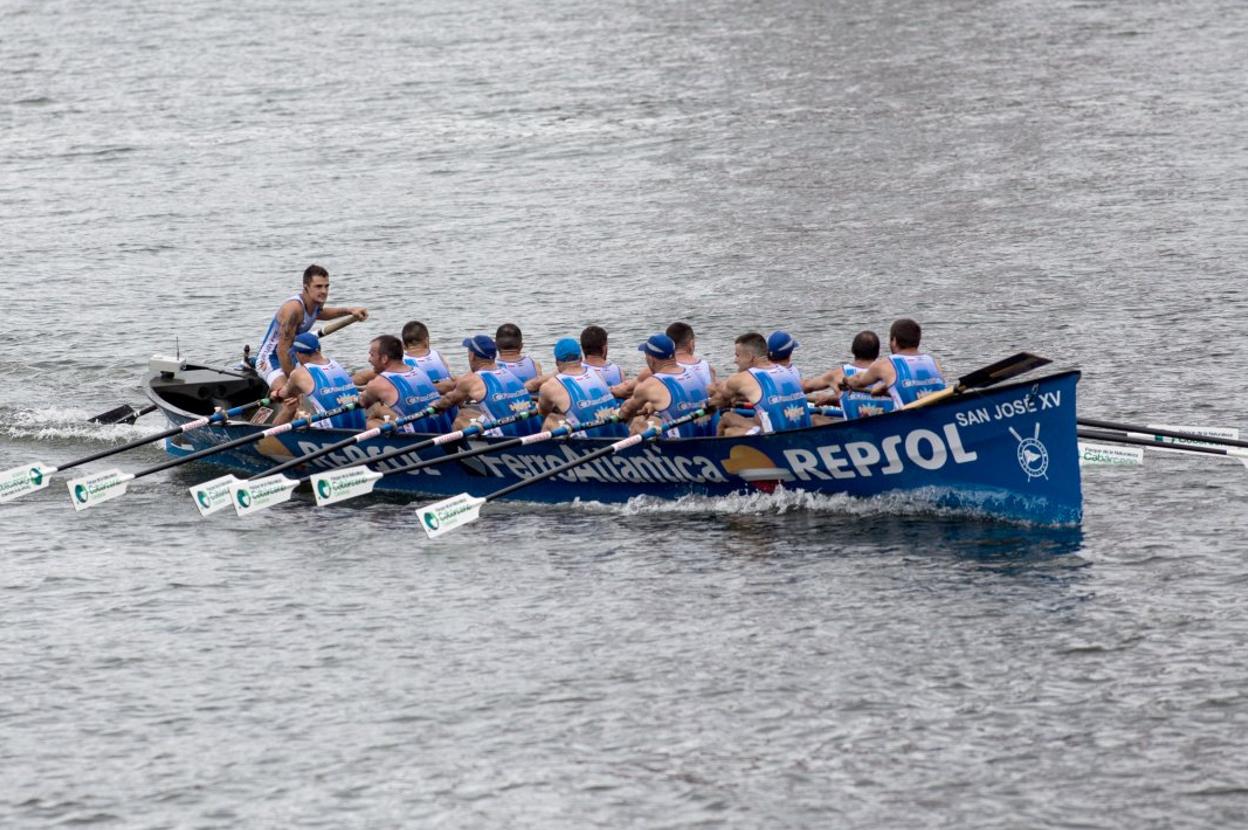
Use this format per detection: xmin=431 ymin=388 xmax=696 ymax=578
xmin=67 ymin=401 xmax=360 ymax=511
xmin=1077 ymin=428 xmax=1248 ymax=468
xmin=0 ymin=397 xmax=272 ymax=505
xmin=417 ymin=407 xmax=710 ymax=538
xmin=901 ymin=353 xmax=1052 ymax=410
xmin=188 ymin=405 xmax=443 ymax=516
xmin=1078 ymin=418 xmax=1245 ymax=450
xmin=218 ymin=409 xmax=540 ymax=516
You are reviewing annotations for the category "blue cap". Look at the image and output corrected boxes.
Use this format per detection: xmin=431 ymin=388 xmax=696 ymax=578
xmin=638 ymin=333 xmax=676 ymax=360
xmin=462 ymin=334 xmax=497 ymax=359
xmin=767 ymin=330 xmax=800 ymax=358
xmin=292 ymin=332 xmax=321 ymax=354
xmin=553 ymin=337 xmax=582 ymax=362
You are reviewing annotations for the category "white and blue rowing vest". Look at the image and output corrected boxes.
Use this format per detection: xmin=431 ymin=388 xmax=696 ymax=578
xmin=256 ymin=294 xmax=320 ymax=375
xmin=305 ymin=359 xmax=365 ymax=430
xmin=381 ymin=367 xmax=453 ymax=434
xmin=747 ymin=365 xmax=811 ymax=433
xmin=888 ymin=354 xmax=946 ymax=407
xmin=477 ymin=367 xmax=540 ymax=436
xmin=656 ymin=369 xmax=712 ymax=438
xmin=583 ymin=360 xmax=623 ymax=387
xmin=680 ymin=358 xmax=714 ymax=389
xmin=556 ymin=370 xmax=628 ymax=438
xmin=840 ymin=364 xmax=897 ymax=420
xmin=403 ymin=348 xmax=452 ymax=383
xmin=496 ymin=355 xmax=538 ymax=385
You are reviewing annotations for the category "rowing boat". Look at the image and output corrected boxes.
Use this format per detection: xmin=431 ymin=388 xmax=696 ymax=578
xmin=146 ymin=358 xmax=1084 ymax=525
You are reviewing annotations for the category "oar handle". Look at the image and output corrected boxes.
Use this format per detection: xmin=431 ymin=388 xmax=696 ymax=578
xmin=316 ymin=315 xmax=358 ymax=337
xmin=1078 ymin=418 xmax=1248 ymax=450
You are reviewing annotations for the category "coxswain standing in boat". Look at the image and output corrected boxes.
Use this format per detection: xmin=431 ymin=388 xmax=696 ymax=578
xmin=804 ymin=330 xmax=898 ymax=419
xmin=536 ymin=338 xmax=629 ymax=437
xmin=495 ymin=323 xmax=545 ymax=393
xmin=435 ymin=334 xmax=542 ymax=437
xmin=352 ymin=320 xmax=456 ymax=392
xmin=255 ymin=264 xmax=368 ymax=400
xmin=275 ymin=333 xmax=367 ymax=430
xmin=710 ymin=332 xmax=812 ymax=436
xmin=356 ymin=334 xmax=455 ymax=434
xmin=617 ymin=334 xmax=714 ymax=437
xmin=580 ymin=325 xmax=629 ymax=394
xmin=839 ymin=318 xmax=947 ymax=407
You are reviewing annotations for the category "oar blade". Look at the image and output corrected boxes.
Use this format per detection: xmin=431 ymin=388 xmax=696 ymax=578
xmin=1078 ymin=442 xmax=1144 ymax=467
xmin=418 ymin=493 xmax=486 ymax=539
xmin=189 ymin=474 xmax=242 ymax=517
xmin=66 ymin=470 xmax=135 ymax=511
xmin=88 ymin=404 xmax=139 ymax=425
xmin=311 ymin=467 xmax=384 ymax=506
xmin=0 ymin=463 xmax=58 ymax=504
xmin=957 ymin=352 xmax=1052 ymax=390
xmin=228 ymin=474 xmax=299 ymax=517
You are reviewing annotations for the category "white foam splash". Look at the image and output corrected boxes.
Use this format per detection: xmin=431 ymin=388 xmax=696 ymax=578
xmin=0 ymin=406 xmax=155 ymax=443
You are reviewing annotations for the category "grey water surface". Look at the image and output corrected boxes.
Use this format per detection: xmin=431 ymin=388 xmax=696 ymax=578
xmin=2 ymin=0 xmax=1247 ymax=826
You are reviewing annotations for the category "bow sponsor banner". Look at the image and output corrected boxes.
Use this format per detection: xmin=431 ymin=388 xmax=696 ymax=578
xmin=189 ymin=474 xmax=241 ymax=517
xmin=0 ymin=463 xmax=56 ymax=504
xmin=66 ymin=469 xmax=135 ymax=511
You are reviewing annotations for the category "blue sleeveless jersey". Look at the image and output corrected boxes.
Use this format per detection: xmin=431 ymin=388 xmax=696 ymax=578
xmin=304 ymin=359 xmax=365 ymax=430
xmin=477 ymin=367 xmax=540 ymax=436
xmin=748 ymin=365 xmax=811 ymax=433
xmin=556 ymin=371 xmax=628 ymax=438
xmin=403 ymin=348 xmax=452 ymax=383
xmin=381 ymin=368 xmax=454 ymax=434
xmin=656 ymin=369 xmax=713 ymax=438
xmin=840 ymin=364 xmax=897 ymax=420
xmin=583 ymin=360 xmax=623 ymax=387
xmin=256 ymin=294 xmax=320 ymax=375
xmin=496 ymin=355 xmax=538 ymax=384
xmin=888 ymin=354 xmax=946 ymax=407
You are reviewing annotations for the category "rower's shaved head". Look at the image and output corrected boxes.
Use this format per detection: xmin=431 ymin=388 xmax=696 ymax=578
xmin=734 ymin=332 xmax=768 ymax=358
xmin=852 ymin=330 xmax=881 ymax=361
xmin=372 ymin=334 xmax=404 ymax=363
xmin=890 ymin=318 xmax=922 ymax=350
xmin=402 ymin=320 xmax=430 ymax=347
xmin=666 ymin=322 xmax=695 ymax=350
xmin=495 ymin=323 xmax=523 ymax=351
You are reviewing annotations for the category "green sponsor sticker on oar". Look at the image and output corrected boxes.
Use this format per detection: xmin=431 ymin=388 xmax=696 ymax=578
xmin=189 ymin=474 xmax=242 ymax=517
xmin=1077 ymin=442 xmax=1144 ymax=466
xmin=419 ymin=493 xmax=486 ymax=539
xmin=0 ymin=463 xmax=57 ymax=504
xmin=311 ymin=467 xmax=384 ymax=507
xmin=66 ymin=469 xmax=136 ymax=511
xmin=228 ymin=474 xmax=299 ymax=517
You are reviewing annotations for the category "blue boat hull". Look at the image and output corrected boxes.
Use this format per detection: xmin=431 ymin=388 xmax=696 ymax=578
xmin=154 ymin=371 xmax=1083 ymax=525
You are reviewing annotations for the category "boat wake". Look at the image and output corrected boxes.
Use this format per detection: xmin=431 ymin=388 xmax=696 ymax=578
xmin=0 ymin=406 xmax=151 ymax=445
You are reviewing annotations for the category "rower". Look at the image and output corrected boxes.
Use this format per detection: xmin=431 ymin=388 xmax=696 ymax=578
xmin=495 ymin=323 xmax=544 ymax=393
xmin=358 ymin=334 xmax=454 ymax=434
xmin=254 ymin=264 xmax=368 ymax=400
xmin=711 ymin=333 xmax=811 ymax=436
xmin=537 ymin=338 xmax=629 ymax=437
xmin=617 ymin=334 xmax=713 ymax=438
xmin=352 ymin=320 xmax=455 ymax=391
xmin=841 ymin=318 xmax=946 ymax=407
xmin=437 ymin=334 xmax=541 ymax=436
xmin=276 ymin=332 xmax=366 ymax=430
xmin=766 ymin=331 xmax=801 ymax=377
xmin=805 ymin=330 xmax=898 ymax=419
xmin=626 ymin=321 xmax=716 ymax=397
xmin=580 ymin=325 xmax=628 ymax=389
